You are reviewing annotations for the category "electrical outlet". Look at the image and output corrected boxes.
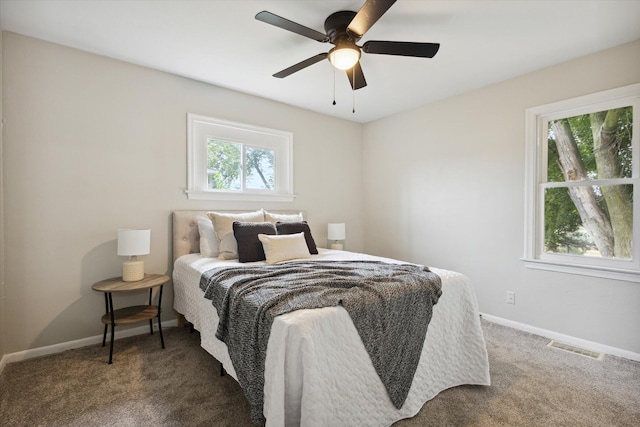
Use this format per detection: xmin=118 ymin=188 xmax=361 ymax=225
xmin=506 ymin=291 xmax=515 ymax=304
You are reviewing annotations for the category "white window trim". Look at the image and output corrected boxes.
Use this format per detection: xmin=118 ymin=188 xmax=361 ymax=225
xmin=186 ymin=113 xmax=295 ymax=202
xmin=523 ymin=83 xmax=640 ymax=282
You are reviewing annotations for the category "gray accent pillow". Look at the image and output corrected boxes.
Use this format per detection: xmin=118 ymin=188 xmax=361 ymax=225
xmin=275 ymin=221 xmax=318 ymax=254
xmin=233 ymin=221 xmax=277 ymax=263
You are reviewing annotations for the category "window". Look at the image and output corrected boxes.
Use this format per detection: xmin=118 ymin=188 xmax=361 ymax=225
xmin=523 ymin=84 xmax=640 ymax=282
xmin=187 ymin=113 xmax=294 ymax=202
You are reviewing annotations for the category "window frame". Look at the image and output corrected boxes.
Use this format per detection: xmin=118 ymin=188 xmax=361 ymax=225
xmin=186 ymin=113 xmax=294 ymax=202
xmin=523 ymin=83 xmax=640 ymax=282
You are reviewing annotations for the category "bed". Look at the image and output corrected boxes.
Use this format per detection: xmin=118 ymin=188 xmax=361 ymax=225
xmin=172 ymin=210 xmax=490 ymax=426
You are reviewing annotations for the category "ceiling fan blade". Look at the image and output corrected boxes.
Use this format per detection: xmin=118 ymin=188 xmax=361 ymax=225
xmin=347 ymin=0 xmax=397 ymax=38
xmin=273 ymin=53 xmax=328 ymax=78
xmin=363 ymin=41 xmax=440 ymax=58
xmin=345 ymin=62 xmax=367 ymax=90
xmin=256 ymin=11 xmax=329 ymax=42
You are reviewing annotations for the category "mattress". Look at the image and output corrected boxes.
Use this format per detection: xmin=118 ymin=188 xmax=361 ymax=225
xmin=173 ymin=249 xmax=490 ymax=426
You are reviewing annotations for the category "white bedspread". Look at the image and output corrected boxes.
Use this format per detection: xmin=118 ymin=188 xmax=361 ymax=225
xmin=173 ymin=249 xmax=490 ymax=426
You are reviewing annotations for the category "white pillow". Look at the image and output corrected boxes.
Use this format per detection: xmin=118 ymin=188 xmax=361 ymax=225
xmin=264 ymin=210 xmax=303 ymax=223
xmin=258 ymin=232 xmax=311 ymax=264
xmin=197 ymin=216 xmax=219 ymax=258
xmin=207 ymin=210 xmax=265 ymax=260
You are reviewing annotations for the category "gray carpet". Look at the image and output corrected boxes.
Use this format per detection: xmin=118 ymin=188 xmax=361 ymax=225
xmin=1 ymin=319 xmax=639 ymax=426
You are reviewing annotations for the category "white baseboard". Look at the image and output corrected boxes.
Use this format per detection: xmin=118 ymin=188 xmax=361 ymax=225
xmin=480 ymin=313 xmax=640 ymax=362
xmin=0 ymin=319 xmax=178 ymax=373
xmin=3 ymin=315 xmax=637 ymax=376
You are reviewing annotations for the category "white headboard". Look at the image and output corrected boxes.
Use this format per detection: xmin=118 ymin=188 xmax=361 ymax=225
xmin=172 ymin=210 xmax=208 ymax=262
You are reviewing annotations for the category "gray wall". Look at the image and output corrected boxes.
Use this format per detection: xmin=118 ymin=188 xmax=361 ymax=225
xmin=362 ymin=39 xmax=640 ymax=355
xmin=1 ymin=32 xmax=363 ymax=354
xmin=2 ymin=30 xmax=639 ymax=358
xmin=0 ymin=30 xmax=5 ymax=359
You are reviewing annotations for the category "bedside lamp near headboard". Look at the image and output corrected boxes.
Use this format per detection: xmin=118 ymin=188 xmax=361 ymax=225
xmin=327 ymin=223 xmax=346 ymax=250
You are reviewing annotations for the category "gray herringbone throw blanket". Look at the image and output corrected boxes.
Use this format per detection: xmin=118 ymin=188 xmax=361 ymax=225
xmin=200 ymin=260 xmax=442 ymax=425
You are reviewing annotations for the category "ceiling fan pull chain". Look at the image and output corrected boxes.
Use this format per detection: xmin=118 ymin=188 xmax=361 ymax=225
xmin=352 ymin=91 xmax=355 ymax=114
xmin=352 ymin=67 xmax=356 ymax=113
xmin=333 ymin=68 xmax=337 ymax=105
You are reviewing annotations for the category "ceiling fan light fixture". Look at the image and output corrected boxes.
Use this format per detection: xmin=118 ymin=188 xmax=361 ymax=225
xmin=257 ymin=1 xmax=441 ymax=94
xmin=328 ymin=46 xmax=361 ymax=70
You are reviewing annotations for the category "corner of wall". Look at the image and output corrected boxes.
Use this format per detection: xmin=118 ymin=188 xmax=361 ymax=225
xmin=0 ymin=29 xmax=6 ymax=364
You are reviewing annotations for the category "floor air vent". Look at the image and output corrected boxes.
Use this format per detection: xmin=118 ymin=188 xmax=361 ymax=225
xmin=547 ymin=340 xmax=604 ymax=360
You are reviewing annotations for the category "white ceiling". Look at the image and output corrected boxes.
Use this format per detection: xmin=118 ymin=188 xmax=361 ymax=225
xmin=1 ymin=0 xmax=639 ymax=123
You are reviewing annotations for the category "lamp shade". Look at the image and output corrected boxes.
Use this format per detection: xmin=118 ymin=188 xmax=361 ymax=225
xmin=117 ymin=229 xmax=151 ymax=256
xmin=327 ymin=223 xmax=346 ymax=241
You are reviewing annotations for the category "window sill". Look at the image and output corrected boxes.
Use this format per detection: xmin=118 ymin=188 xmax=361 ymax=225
xmin=186 ymin=190 xmax=296 ymax=203
xmin=522 ymin=258 xmax=640 ymax=283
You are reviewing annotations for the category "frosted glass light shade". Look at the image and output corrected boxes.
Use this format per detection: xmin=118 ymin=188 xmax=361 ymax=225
xmin=117 ymin=229 xmax=151 ymax=256
xmin=328 ymin=223 xmax=346 ymax=240
xmin=328 ymin=47 xmax=360 ymax=70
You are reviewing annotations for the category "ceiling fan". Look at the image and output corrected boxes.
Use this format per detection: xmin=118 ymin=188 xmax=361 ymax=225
xmin=255 ymin=0 xmax=440 ymax=91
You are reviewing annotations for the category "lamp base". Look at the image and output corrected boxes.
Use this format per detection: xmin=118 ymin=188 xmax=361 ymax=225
xmin=330 ymin=243 xmax=344 ymax=250
xmin=123 ymin=260 xmax=145 ymax=282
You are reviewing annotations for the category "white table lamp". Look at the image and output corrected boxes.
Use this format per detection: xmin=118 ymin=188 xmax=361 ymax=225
xmin=328 ymin=223 xmax=346 ymax=250
xmin=117 ymin=229 xmax=151 ymax=281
